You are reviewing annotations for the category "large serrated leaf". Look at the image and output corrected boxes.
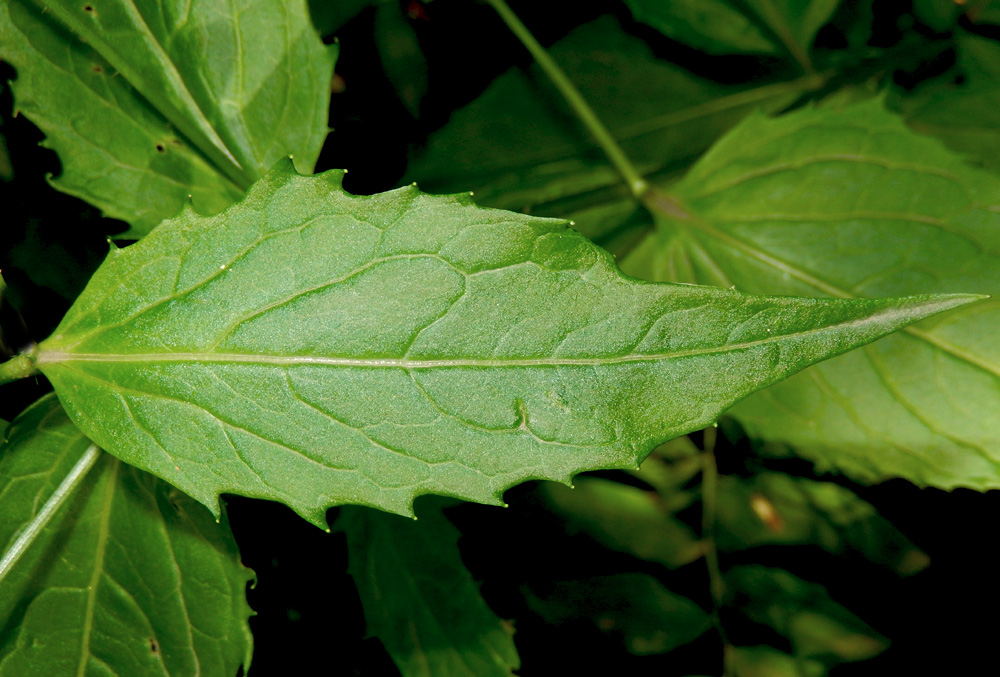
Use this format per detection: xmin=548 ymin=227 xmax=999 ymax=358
xmin=0 ymin=394 xmax=254 ymax=675
xmin=0 ymin=0 xmax=336 ymax=237
xmin=623 ymin=100 xmax=1000 ymax=489
xmin=341 ymin=502 xmax=519 ymax=677
xmin=29 ymin=162 xmax=979 ymax=525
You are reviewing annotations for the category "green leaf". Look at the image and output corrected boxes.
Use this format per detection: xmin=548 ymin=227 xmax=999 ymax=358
xmin=30 ymin=162 xmax=980 ymax=525
xmin=408 ymin=16 xmax=811 ymax=250
xmin=727 ymin=565 xmax=888 ymax=664
xmin=0 ymin=394 xmax=254 ymax=675
xmin=523 ymin=573 xmax=711 ymax=656
xmin=540 ymin=472 xmax=704 ymax=569
xmin=0 ymin=0 xmax=336 ymax=237
xmin=715 ymin=473 xmax=929 ymax=575
xmin=623 ymin=100 xmax=1000 ymax=489
xmin=340 ymin=501 xmax=519 ymax=677
xmin=728 ymin=645 xmax=826 ymax=677
xmin=623 ymin=0 xmax=837 ymax=68
xmin=897 ymin=35 xmax=1000 ymax=173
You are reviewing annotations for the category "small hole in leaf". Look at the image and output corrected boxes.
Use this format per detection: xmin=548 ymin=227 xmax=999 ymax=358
xmin=155 ymin=144 xmax=165 ymax=153
xmin=149 ymin=638 xmax=159 ymax=654
xmin=83 ymin=4 xmax=94 ymax=12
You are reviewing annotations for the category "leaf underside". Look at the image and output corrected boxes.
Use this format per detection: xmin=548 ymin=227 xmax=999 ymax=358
xmin=623 ymin=100 xmax=1000 ymax=489
xmin=33 ymin=163 xmax=979 ymax=525
xmin=0 ymin=394 xmax=254 ymax=675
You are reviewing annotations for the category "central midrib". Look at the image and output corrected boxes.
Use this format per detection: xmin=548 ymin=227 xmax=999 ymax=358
xmin=34 ymin=308 xmax=935 ymax=369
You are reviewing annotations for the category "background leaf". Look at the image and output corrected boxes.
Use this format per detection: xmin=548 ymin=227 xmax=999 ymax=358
xmin=0 ymin=0 xmax=336 ymax=236
xmin=30 ymin=163 xmax=977 ymax=525
xmin=341 ymin=501 xmax=519 ymax=676
xmin=523 ymin=573 xmax=711 ymax=656
xmin=408 ymin=16 xmax=811 ymax=250
xmin=0 ymin=394 xmax=254 ymax=675
xmin=622 ymin=100 xmax=1000 ymax=489
xmin=623 ymin=0 xmax=838 ymax=69
xmin=727 ymin=565 xmax=888 ymax=665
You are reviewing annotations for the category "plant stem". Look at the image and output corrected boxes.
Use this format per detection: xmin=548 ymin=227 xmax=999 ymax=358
xmin=701 ymin=425 xmax=733 ymax=675
xmin=0 ymin=444 xmax=102 ymax=585
xmin=483 ymin=0 xmax=649 ymax=198
xmin=0 ymin=350 xmax=39 ymax=386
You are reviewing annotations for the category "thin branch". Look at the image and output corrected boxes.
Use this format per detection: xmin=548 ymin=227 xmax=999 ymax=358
xmin=0 ymin=349 xmax=39 ymax=386
xmin=482 ymin=0 xmax=649 ymax=198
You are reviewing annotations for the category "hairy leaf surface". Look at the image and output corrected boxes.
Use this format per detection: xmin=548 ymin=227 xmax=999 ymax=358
xmin=0 ymin=0 xmax=336 ymax=236
xmin=31 ymin=163 xmax=979 ymax=524
xmin=409 ymin=17 xmax=810 ymax=252
xmin=0 ymin=394 xmax=253 ymax=675
xmin=623 ymin=100 xmax=1000 ymax=489
xmin=341 ymin=502 xmax=519 ymax=677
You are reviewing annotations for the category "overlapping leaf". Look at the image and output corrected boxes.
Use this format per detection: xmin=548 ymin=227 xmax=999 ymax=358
xmin=623 ymin=100 xmax=1000 ymax=489
xmin=0 ymin=394 xmax=254 ymax=675
xmin=623 ymin=0 xmax=838 ymax=69
xmin=30 ymin=163 xmax=978 ymax=524
xmin=0 ymin=0 xmax=336 ymax=237
xmin=408 ymin=16 xmax=811 ymax=251
xmin=340 ymin=502 xmax=519 ymax=677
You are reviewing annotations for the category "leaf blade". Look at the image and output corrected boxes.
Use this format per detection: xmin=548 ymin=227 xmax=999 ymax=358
xmin=341 ymin=502 xmax=519 ymax=677
xmin=0 ymin=0 xmax=336 ymax=236
xmin=32 ymin=164 xmax=981 ymax=523
xmin=0 ymin=394 xmax=254 ymax=676
xmin=625 ymin=100 xmax=1000 ymax=489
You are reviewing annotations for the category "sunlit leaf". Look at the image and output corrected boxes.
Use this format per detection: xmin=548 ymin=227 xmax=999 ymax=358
xmin=30 ymin=162 xmax=979 ymax=524
xmin=623 ymin=100 xmax=1000 ymax=489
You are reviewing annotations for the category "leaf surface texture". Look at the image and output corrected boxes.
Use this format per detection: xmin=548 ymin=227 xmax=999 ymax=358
xmin=33 ymin=163 xmax=979 ymax=523
xmin=0 ymin=0 xmax=336 ymax=236
xmin=623 ymin=100 xmax=1000 ymax=489
xmin=0 ymin=394 xmax=254 ymax=675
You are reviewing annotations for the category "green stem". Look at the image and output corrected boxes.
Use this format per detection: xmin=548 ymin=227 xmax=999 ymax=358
xmin=483 ymin=0 xmax=649 ymax=198
xmin=701 ymin=426 xmax=733 ymax=675
xmin=0 ymin=444 xmax=102 ymax=585
xmin=0 ymin=350 xmax=39 ymax=386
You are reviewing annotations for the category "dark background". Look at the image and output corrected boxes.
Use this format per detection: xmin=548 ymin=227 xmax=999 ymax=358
xmin=1 ymin=1 xmax=997 ymax=674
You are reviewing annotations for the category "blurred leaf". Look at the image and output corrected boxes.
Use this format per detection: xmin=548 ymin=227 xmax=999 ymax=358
xmin=623 ymin=100 xmax=1000 ymax=490
xmin=375 ymin=2 xmax=427 ymax=118
xmin=309 ymin=0 xmax=378 ymax=37
xmin=0 ymin=394 xmax=254 ymax=675
xmin=340 ymin=502 xmax=519 ymax=677
xmin=0 ymin=131 xmax=11 ymax=182
xmin=409 ymin=16 xmax=812 ymax=252
xmin=727 ymin=565 xmax=888 ymax=664
xmin=540 ymin=475 xmax=703 ymax=569
xmin=0 ymin=0 xmax=336 ymax=237
xmin=897 ymin=35 xmax=1000 ymax=173
xmin=729 ymin=645 xmax=826 ymax=677
xmin=623 ymin=0 xmax=838 ymax=69
xmin=715 ymin=472 xmax=929 ymax=575
xmin=523 ymin=573 xmax=711 ymax=656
